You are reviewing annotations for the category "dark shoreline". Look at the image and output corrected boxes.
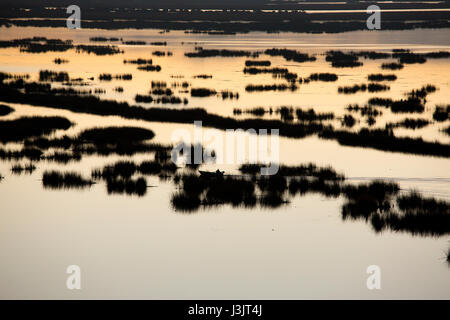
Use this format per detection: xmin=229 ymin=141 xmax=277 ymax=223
xmin=1 ymin=3 xmax=450 ymax=33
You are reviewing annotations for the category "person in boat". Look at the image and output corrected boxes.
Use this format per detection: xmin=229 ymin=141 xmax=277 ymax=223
xmin=199 ymin=169 xmax=224 ymax=177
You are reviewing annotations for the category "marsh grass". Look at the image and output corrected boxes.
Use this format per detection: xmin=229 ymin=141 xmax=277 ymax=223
xmin=106 ymin=177 xmax=147 ymax=196
xmin=11 ymin=163 xmax=36 ymax=175
xmin=346 ymin=105 xmax=382 ymax=117
xmin=245 ymin=83 xmax=298 ymax=92
xmin=319 ymin=128 xmax=450 ymax=157
xmin=239 ymin=163 xmax=344 ymax=180
xmin=326 ymin=51 xmax=362 ymax=68
xmin=338 ymin=83 xmax=389 ymax=94
xmin=78 ymin=127 xmax=155 ymax=145
xmin=0 ymin=104 xmax=14 ymax=116
xmin=341 ymin=115 xmax=356 ymax=128
xmin=185 ymin=49 xmax=257 ymax=58
xmin=296 ymin=109 xmax=335 ymax=122
xmin=92 ymin=159 xmax=177 ymax=181
xmin=433 ymin=105 xmax=449 ymax=122
xmin=44 ymin=151 xmax=82 ymax=164
xmin=42 ymin=171 xmax=94 ymax=189
xmin=0 ymin=116 xmax=72 ymax=143
xmin=308 ymin=73 xmax=338 ymax=82
xmin=264 ymin=48 xmax=315 ymax=63
xmin=0 ymin=147 xmax=43 ymax=161
xmin=386 ymin=118 xmax=430 ymax=130
xmin=381 ymin=62 xmax=404 ymax=70
xmin=39 ymin=70 xmax=69 ymax=82
xmin=190 ymin=88 xmax=217 ymax=97
xmin=1 ymin=79 xmax=447 ymax=157
xmin=245 ymin=60 xmax=271 ymax=67
xmin=390 ymin=98 xmax=425 ymax=113
xmin=444 ymin=126 xmax=450 ymax=136
xmin=367 ymin=74 xmax=397 ymax=82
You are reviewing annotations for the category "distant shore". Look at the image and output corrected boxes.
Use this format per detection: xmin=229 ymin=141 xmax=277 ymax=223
xmin=1 ymin=3 xmax=450 ymax=33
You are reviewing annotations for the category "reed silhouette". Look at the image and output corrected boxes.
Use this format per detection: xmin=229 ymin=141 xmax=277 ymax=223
xmin=99 ymin=73 xmax=132 ymax=81
xmin=151 ymin=88 xmax=173 ymax=96
xmin=326 ymin=51 xmax=362 ymax=68
xmin=185 ymin=48 xmax=257 ymax=58
xmin=1 ymin=78 xmax=448 ymax=157
xmin=171 ymin=173 xmax=257 ymax=210
xmin=246 ymin=83 xmax=298 ymax=92
xmin=368 ymin=74 xmax=397 ymax=82
xmin=233 ymin=107 xmax=268 ymax=117
xmin=368 ymin=97 xmax=393 ymax=107
xmin=171 ymin=192 xmax=201 ymax=212
xmin=53 ymin=58 xmax=68 ymax=64
xmin=92 ymin=158 xmax=177 ymax=181
xmin=152 ymin=51 xmax=173 ymax=56
xmin=0 ymin=72 xmax=30 ymax=82
xmin=106 ymin=177 xmax=147 ymax=196
xmin=42 ymin=171 xmax=94 ymax=189
xmin=44 ymin=151 xmax=82 ymax=163
xmin=0 ymin=116 xmax=72 ymax=143
xmin=346 ymin=105 xmax=382 ymax=117
xmin=90 ymin=37 xmax=121 ymax=42
xmin=308 ymin=73 xmax=338 ymax=82
xmin=264 ymin=48 xmax=315 ymax=63
xmin=354 ymin=51 xmax=391 ymax=60
xmin=0 ymin=146 xmax=43 ymax=161
xmin=296 ymin=109 xmax=335 ymax=122
xmin=79 ymin=127 xmax=154 ymax=145
xmin=319 ymin=128 xmax=450 ymax=157
xmin=239 ymin=163 xmax=344 ymax=180
xmin=245 ymin=60 xmax=271 ymax=67
xmin=11 ymin=163 xmax=36 ymax=175
xmin=39 ymin=70 xmax=69 ymax=82
xmin=408 ymin=84 xmax=436 ymax=99
xmin=338 ymin=83 xmax=389 ymax=94
xmin=381 ymin=62 xmax=404 ymax=70
xmin=122 ymin=40 xmax=146 ymax=45
xmin=393 ymin=51 xmax=427 ymax=64
xmin=193 ymin=74 xmax=212 ymax=79
xmin=190 ymin=88 xmax=217 ymax=97
xmin=243 ymin=67 xmax=289 ymax=75
xmin=124 ymin=58 xmax=153 ymax=65
xmin=135 ymin=94 xmax=154 ymax=103
xmin=288 ymin=177 xmax=342 ymax=198
xmin=390 ymin=98 xmax=425 ymax=113
xmin=137 ymin=65 xmax=162 ymax=72
xmin=433 ymin=105 xmax=449 ymax=122
xmin=341 ymin=115 xmax=356 ymax=128
xmin=445 ymin=126 xmax=450 ymax=136
xmin=0 ymin=104 xmax=13 ymax=116
xmin=386 ymin=118 xmax=430 ymax=130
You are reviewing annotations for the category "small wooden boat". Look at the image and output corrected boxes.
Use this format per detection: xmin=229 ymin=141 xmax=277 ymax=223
xmin=199 ymin=170 xmax=224 ymax=178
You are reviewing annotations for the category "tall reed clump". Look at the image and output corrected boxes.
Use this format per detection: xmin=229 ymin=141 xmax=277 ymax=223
xmin=0 ymin=104 xmax=14 ymax=116
xmin=0 ymin=116 xmax=72 ymax=143
xmin=42 ymin=171 xmax=93 ymax=189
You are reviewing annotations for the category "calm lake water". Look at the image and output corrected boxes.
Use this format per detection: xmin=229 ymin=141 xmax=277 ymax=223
xmin=0 ymin=26 xmax=449 ymax=299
